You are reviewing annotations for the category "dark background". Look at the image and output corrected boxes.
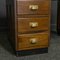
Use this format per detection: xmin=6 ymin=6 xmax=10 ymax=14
xmin=0 ymin=0 xmax=57 ymax=32
xmin=0 ymin=0 xmax=7 ymax=31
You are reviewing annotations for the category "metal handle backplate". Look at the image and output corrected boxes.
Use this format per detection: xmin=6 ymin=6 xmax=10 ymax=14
xmin=30 ymin=38 xmax=37 ymax=44
xmin=29 ymin=22 xmax=38 ymax=28
xmin=29 ymin=5 xmax=38 ymax=11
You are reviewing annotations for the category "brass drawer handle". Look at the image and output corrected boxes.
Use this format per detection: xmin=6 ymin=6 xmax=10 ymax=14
xmin=29 ymin=5 xmax=38 ymax=11
xmin=30 ymin=38 xmax=38 ymax=44
xmin=29 ymin=22 xmax=38 ymax=28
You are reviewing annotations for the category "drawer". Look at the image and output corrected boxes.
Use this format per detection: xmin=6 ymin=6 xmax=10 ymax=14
xmin=17 ymin=17 xmax=49 ymax=33
xmin=16 ymin=0 xmax=49 ymax=15
xmin=17 ymin=32 xmax=49 ymax=50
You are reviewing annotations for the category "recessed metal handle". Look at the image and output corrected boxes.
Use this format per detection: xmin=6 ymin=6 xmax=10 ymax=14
xmin=29 ymin=22 xmax=38 ymax=28
xmin=29 ymin=5 xmax=38 ymax=11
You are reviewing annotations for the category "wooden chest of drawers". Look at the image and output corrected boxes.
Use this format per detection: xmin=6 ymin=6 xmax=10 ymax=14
xmin=6 ymin=0 xmax=51 ymax=56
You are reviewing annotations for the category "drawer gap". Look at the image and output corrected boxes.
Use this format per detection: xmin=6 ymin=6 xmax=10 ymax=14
xmin=18 ymin=30 xmax=48 ymax=34
xmin=16 ymin=14 xmax=49 ymax=18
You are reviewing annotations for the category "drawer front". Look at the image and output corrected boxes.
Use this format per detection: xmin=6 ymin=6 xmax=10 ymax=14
xmin=16 ymin=0 xmax=49 ymax=15
xmin=17 ymin=32 xmax=49 ymax=50
xmin=18 ymin=17 xmax=49 ymax=33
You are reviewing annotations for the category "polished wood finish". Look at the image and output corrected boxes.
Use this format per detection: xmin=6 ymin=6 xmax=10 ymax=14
xmin=16 ymin=0 xmax=49 ymax=15
xmin=18 ymin=17 xmax=49 ymax=33
xmin=17 ymin=32 xmax=48 ymax=50
xmin=6 ymin=0 xmax=51 ymax=56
